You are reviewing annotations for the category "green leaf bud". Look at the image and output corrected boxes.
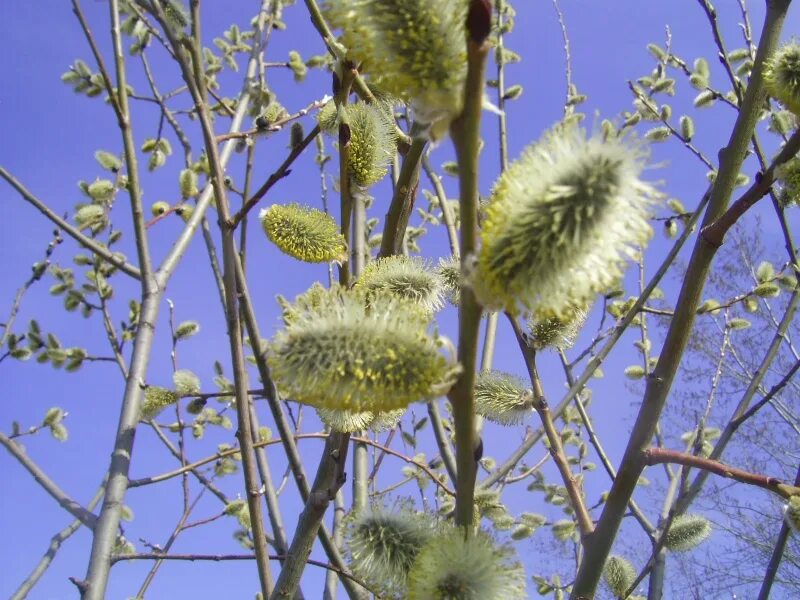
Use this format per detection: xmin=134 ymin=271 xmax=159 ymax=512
xmin=44 ymin=407 xmax=64 ymax=426
xmin=179 ymin=168 xmax=199 ymax=199
xmin=754 ymin=282 xmax=781 ymax=298
xmin=175 ymin=204 xmax=194 ymax=222
xmin=95 ymin=150 xmax=122 ymax=172
xmin=87 ymin=179 xmax=116 ymax=202
xmin=151 ymin=201 xmax=170 ymax=217
xmin=50 ymin=423 xmax=69 ymax=442
xmin=74 ymin=205 xmax=107 ymax=230
xmin=175 ymin=320 xmax=200 ymax=340
xmin=694 ymin=90 xmax=716 ymax=108
xmin=288 ymin=50 xmax=307 ymax=81
xmin=260 ymin=203 xmax=347 ymax=263
xmin=679 ymin=115 xmax=695 ymax=140
xmin=624 ymin=365 xmax=646 ymax=379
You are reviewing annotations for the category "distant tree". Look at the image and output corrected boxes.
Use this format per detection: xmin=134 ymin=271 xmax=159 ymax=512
xmin=2 ymin=0 xmax=799 ymax=599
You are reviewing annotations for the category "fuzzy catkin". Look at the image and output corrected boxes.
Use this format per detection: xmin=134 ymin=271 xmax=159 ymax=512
xmin=268 ymin=287 xmax=459 ymax=412
xmin=324 ymin=0 xmax=468 ymax=138
xmin=260 ymin=203 xmax=347 ymax=263
xmin=476 ymin=125 xmax=658 ymax=317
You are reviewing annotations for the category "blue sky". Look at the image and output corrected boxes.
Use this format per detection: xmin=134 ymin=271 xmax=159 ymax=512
xmin=1 ymin=1 xmax=797 ymax=598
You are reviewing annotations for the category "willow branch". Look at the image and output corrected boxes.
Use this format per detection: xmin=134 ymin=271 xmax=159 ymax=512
xmin=447 ymin=1 xmax=491 ymax=528
xmin=0 ymin=168 xmax=141 ymax=280
xmin=0 ymin=432 xmax=98 ymax=529
xmin=571 ymin=4 xmax=792 ymax=595
xmin=644 ymin=448 xmax=800 ymax=499
xmin=510 ymin=319 xmax=594 ymax=540
xmin=10 ymin=483 xmax=105 ymax=600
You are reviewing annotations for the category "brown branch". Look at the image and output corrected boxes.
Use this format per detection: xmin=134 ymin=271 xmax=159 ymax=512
xmin=703 ymin=128 xmax=800 ymax=246
xmin=228 ymin=125 xmax=321 ymax=229
xmin=109 ymin=553 xmax=380 ymax=596
xmin=0 ymin=432 xmax=98 ymax=529
xmin=129 ymin=432 xmax=454 ymax=495
xmin=644 ymin=447 xmax=800 ymax=499
xmin=510 ymin=317 xmax=595 ymax=541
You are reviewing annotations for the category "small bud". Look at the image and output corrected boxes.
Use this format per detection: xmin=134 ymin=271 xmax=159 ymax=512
xmin=151 ymin=201 xmax=170 ymax=217
xmin=604 ymin=555 xmax=637 ymax=598
xmin=290 ymin=122 xmax=304 ymax=149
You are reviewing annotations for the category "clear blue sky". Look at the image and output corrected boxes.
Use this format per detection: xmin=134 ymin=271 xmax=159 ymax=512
xmin=1 ymin=1 xmax=795 ymax=598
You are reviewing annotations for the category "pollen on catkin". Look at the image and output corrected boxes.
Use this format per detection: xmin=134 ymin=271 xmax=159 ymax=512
xmin=664 ymin=514 xmax=712 ymax=551
xmin=268 ymin=286 xmax=460 ymax=412
xmin=140 ymin=386 xmax=179 ymax=421
xmin=318 ymin=407 xmax=405 ymax=433
xmin=475 ymin=125 xmax=659 ymax=318
xmin=406 ymin=526 xmax=526 ymax=600
xmin=474 ymin=370 xmax=533 ymax=426
xmin=776 ymin=157 xmax=800 ymax=208
xmin=355 ymin=256 xmax=444 ymax=313
xmin=260 ymin=203 xmax=347 ymax=263
xmin=317 ymin=407 xmax=374 ymax=433
xmin=347 ymin=102 xmax=397 ymax=187
xmin=764 ymin=40 xmax=800 ymax=115
xmin=324 ymin=0 xmax=468 ymax=138
xmin=344 ymin=502 xmax=437 ymax=596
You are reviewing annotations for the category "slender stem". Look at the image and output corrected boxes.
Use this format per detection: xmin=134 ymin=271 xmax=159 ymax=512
xmin=162 ymin=1 xmax=273 ymax=592
xmin=129 ymin=432 xmax=453 ymax=495
xmin=448 ymin=12 xmax=490 ymax=527
xmin=229 ymin=125 xmax=321 ymax=229
xmin=571 ymin=4 xmax=792 ymax=596
xmin=644 ymin=448 xmax=800 ymax=499
xmin=756 ymin=462 xmax=800 ymax=600
xmin=10 ymin=483 xmax=105 ymax=600
xmin=0 ymin=168 xmax=141 ymax=280
xmin=351 ymin=188 xmax=368 ymax=512
xmin=111 ymin=552 xmax=378 ymax=593
xmin=82 ymin=2 xmax=162 ymax=595
xmin=510 ymin=320 xmax=594 ymax=540
xmin=676 ymin=290 xmax=800 ymax=514
xmin=0 ymin=432 xmax=98 ymax=529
